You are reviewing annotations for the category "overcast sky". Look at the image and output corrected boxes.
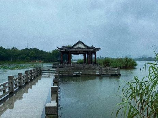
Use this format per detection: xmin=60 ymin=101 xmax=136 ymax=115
xmin=0 ymin=0 xmax=158 ymax=58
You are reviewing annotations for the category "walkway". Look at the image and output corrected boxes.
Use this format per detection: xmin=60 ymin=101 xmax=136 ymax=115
xmin=0 ymin=73 xmax=53 ymax=118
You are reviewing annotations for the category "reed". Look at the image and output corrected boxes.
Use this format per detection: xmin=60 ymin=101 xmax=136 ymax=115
xmin=97 ymin=57 xmax=137 ymax=69
xmin=116 ymin=54 xmax=158 ymax=118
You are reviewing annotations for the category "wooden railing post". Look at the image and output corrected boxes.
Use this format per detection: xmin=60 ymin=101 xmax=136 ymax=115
xmin=3 ymin=84 xmax=6 ymax=94
xmin=25 ymin=70 xmax=29 ymax=84
xmin=33 ymin=69 xmax=35 ymax=79
xmin=15 ymin=80 xmax=17 ymax=88
xmin=30 ymin=70 xmax=33 ymax=80
xmin=39 ymin=67 xmax=42 ymax=75
xmin=99 ymin=67 xmax=102 ymax=75
xmin=37 ymin=67 xmax=41 ymax=76
xmin=35 ymin=68 xmax=38 ymax=77
xmin=8 ymin=76 xmax=14 ymax=94
xmin=28 ymin=70 xmax=31 ymax=81
xmin=37 ymin=68 xmax=39 ymax=76
xmin=18 ymin=73 xmax=23 ymax=87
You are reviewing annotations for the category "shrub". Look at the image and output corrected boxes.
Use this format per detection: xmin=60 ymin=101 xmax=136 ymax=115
xmin=97 ymin=57 xmax=137 ymax=69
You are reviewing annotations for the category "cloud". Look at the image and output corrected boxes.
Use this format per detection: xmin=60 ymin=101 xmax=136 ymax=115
xmin=0 ymin=0 xmax=157 ymax=57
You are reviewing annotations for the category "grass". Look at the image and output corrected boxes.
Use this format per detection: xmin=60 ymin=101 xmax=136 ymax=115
xmin=77 ymin=57 xmax=137 ymax=69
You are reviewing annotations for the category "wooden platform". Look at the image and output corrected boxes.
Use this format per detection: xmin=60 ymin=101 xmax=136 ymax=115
xmin=55 ymin=64 xmax=121 ymax=77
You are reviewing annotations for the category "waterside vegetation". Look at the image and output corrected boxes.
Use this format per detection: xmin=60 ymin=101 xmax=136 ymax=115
xmin=0 ymin=46 xmax=137 ymax=69
xmin=0 ymin=63 xmax=42 ymax=70
xmin=116 ymin=54 xmax=158 ymax=118
xmin=97 ymin=57 xmax=137 ymax=69
xmin=77 ymin=57 xmax=137 ymax=69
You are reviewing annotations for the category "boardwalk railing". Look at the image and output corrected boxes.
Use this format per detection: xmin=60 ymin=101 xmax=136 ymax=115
xmin=55 ymin=64 xmax=121 ymax=76
xmin=0 ymin=67 xmax=41 ymax=101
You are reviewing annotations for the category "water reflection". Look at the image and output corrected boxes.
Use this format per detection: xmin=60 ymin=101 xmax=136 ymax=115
xmin=1 ymin=73 xmax=53 ymax=118
xmin=0 ymin=77 xmax=41 ymax=115
xmin=59 ymin=76 xmax=121 ymax=118
xmin=58 ymin=61 xmax=150 ymax=118
xmin=61 ymin=76 xmax=97 ymax=82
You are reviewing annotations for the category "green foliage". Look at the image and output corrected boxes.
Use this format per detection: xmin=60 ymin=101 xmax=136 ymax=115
xmin=116 ymin=54 xmax=158 ymax=118
xmin=77 ymin=59 xmax=84 ymax=64
xmin=0 ymin=46 xmax=60 ymax=63
xmin=97 ymin=57 xmax=137 ymax=69
xmin=0 ymin=63 xmax=42 ymax=70
xmin=51 ymin=49 xmax=60 ymax=62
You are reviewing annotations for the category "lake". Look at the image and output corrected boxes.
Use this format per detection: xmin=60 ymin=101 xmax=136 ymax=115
xmin=58 ymin=61 xmax=151 ymax=118
xmin=0 ymin=61 xmax=152 ymax=118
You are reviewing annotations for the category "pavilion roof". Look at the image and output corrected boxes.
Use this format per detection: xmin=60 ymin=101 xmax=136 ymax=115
xmin=58 ymin=41 xmax=100 ymax=52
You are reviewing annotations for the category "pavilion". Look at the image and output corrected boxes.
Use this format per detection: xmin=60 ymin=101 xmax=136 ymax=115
xmin=58 ymin=41 xmax=100 ymax=64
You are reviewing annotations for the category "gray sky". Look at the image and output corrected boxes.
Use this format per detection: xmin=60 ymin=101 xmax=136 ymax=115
xmin=0 ymin=0 xmax=158 ymax=58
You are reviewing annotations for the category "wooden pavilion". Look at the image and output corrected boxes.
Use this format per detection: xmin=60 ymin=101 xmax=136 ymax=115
xmin=58 ymin=41 xmax=100 ymax=64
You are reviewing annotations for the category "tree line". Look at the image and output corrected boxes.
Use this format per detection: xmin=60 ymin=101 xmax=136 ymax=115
xmin=134 ymin=57 xmax=155 ymax=61
xmin=0 ymin=46 xmax=137 ymax=69
xmin=0 ymin=46 xmax=60 ymax=63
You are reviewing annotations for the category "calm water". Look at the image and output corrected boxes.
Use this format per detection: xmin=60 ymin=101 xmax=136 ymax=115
xmin=0 ymin=63 xmax=48 ymax=84
xmin=58 ymin=61 xmax=151 ymax=118
xmin=0 ymin=61 xmax=152 ymax=118
xmin=0 ymin=69 xmax=29 ymax=84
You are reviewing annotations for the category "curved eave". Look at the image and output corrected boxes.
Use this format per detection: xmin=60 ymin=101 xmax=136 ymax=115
xmin=59 ymin=48 xmax=100 ymax=52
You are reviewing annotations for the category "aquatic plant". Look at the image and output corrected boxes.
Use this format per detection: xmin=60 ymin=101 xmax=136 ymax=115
xmin=116 ymin=54 xmax=158 ymax=118
xmin=97 ymin=57 xmax=137 ymax=69
xmin=76 ymin=57 xmax=137 ymax=69
xmin=0 ymin=63 xmax=42 ymax=70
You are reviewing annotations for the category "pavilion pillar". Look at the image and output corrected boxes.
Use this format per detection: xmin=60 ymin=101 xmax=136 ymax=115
xmin=84 ymin=54 xmax=86 ymax=63
xmin=91 ymin=53 xmax=93 ymax=64
xmin=88 ymin=52 xmax=91 ymax=64
xmin=68 ymin=52 xmax=71 ymax=64
xmin=60 ymin=52 xmax=63 ymax=64
xmin=94 ymin=52 xmax=96 ymax=64
xmin=67 ymin=52 xmax=69 ymax=64
xmin=87 ymin=53 xmax=89 ymax=64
